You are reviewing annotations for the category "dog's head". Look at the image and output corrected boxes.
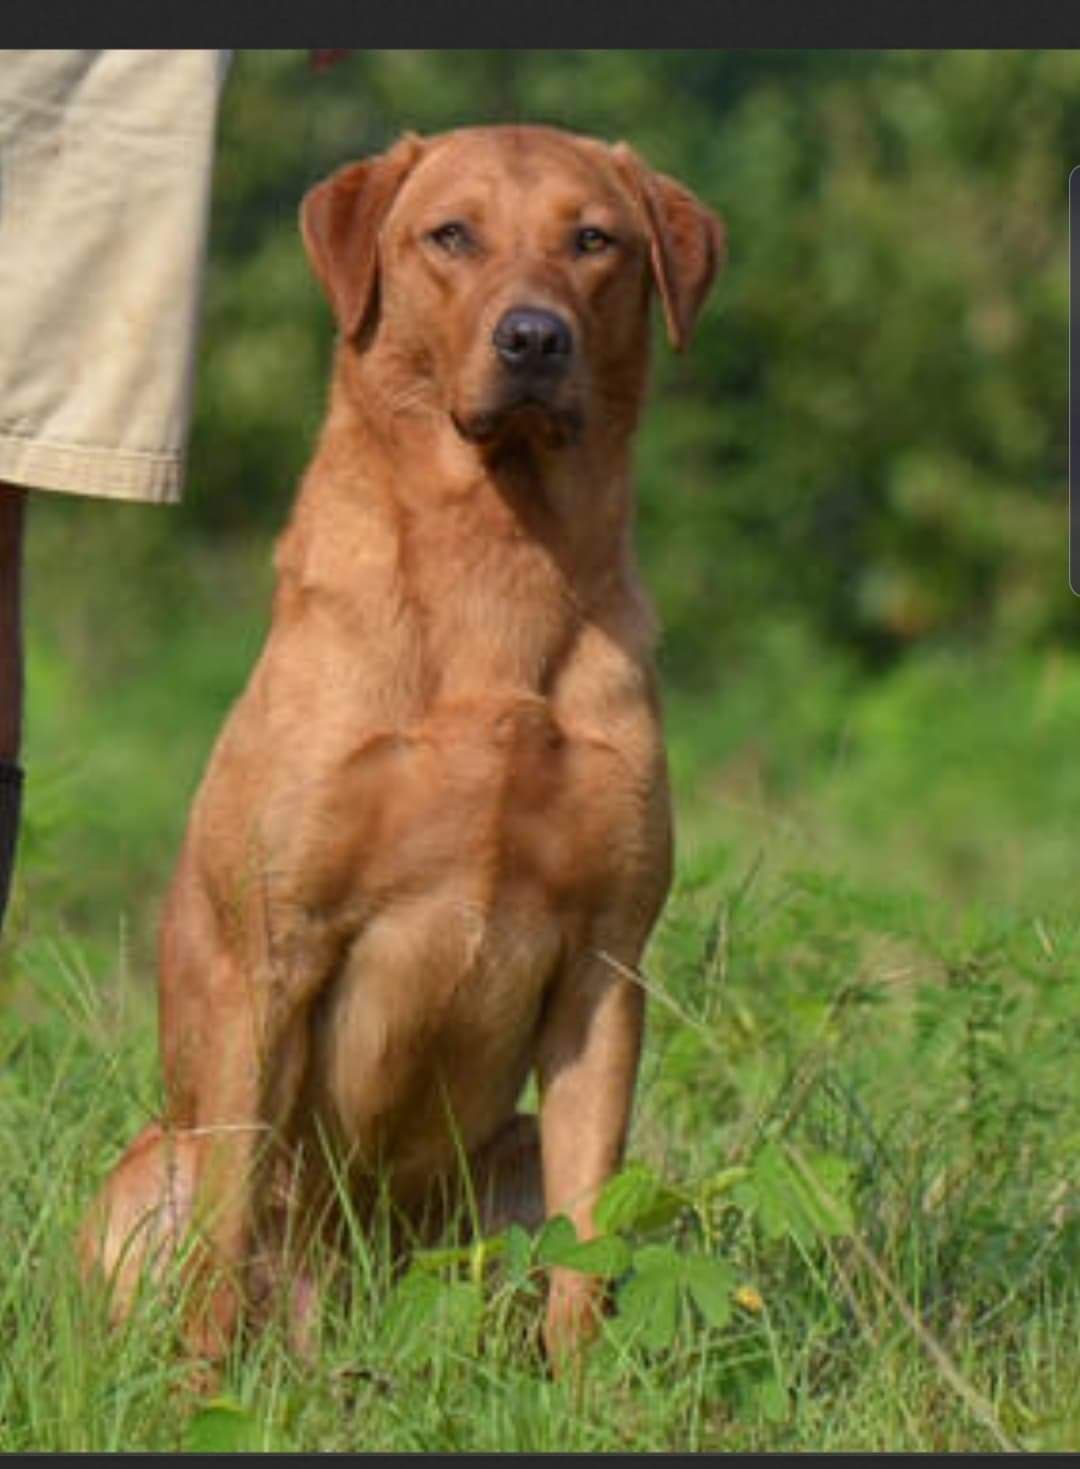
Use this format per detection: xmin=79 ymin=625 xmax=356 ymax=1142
xmin=301 ymin=125 xmax=725 ymax=449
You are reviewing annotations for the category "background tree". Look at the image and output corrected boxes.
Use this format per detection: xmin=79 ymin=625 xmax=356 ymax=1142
xmin=183 ymin=49 xmax=1073 ymax=695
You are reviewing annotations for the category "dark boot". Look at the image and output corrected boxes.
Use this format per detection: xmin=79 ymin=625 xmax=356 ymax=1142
xmin=0 ymin=761 xmax=23 ymax=933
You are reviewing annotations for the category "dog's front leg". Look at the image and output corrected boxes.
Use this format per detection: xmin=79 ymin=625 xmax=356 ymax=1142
xmin=535 ymin=950 xmax=645 ymax=1369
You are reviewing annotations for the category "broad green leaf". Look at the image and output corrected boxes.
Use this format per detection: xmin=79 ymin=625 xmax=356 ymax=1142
xmin=184 ymin=1400 xmax=263 ymax=1454
xmin=535 ymin=1214 xmax=578 ymax=1266
xmin=560 ymin=1234 xmax=632 ymax=1278
xmin=595 ymin=1162 xmax=687 ymax=1235
xmin=630 ymin=1242 xmax=683 ymax=1276
xmin=536 ymin=1214 xmax=630 ymax=1277
xmin=681 ymin=1253 xmax=734 ymax=1330
xmin=615 ymin=1268 xmax=679 ymax=1352
xmin=609 ymin=1242 xmax=685 ymax=1351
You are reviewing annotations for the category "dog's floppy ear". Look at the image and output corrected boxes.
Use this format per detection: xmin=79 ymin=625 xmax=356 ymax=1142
xmin=300 ymin=132 xmax=425 ymax=340
xmin=611 ymin=142 xmax=726 ymax=352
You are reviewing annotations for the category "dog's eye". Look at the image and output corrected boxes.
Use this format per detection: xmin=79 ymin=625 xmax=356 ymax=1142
xmin=574 ymin=226 xmax=615 ymax=256
xmin=427 ymin=221 xmax=473 ymax=255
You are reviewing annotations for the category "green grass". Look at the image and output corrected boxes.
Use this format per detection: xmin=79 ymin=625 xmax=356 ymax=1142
xmin=2 ymin=500 xmax=1079 ymax=1450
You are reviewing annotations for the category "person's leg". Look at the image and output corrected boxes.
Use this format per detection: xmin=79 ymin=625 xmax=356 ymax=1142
xmin=0 ymin=51 xmax=230 ymax=937
xmin=0 ymin=483 xmax=26 ymax=932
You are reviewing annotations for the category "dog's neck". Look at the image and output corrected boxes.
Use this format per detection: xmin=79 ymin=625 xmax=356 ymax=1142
xmin=272 ymin=343 xmax=656 ymax=701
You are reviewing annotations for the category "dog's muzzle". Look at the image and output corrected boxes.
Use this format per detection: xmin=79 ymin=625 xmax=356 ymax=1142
xmin=452 ymin=306 xmax=581 ymax=446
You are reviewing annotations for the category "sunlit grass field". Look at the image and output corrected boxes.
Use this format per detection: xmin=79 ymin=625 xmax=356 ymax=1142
xmin=1 ymin=500 xmax=1078 ymax=1451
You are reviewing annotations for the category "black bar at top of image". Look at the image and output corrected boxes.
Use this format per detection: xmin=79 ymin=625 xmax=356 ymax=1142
xmin=1072 ymin=167 xmax=1080 ymax=595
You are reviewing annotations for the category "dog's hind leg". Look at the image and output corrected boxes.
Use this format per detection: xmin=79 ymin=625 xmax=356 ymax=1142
xmin=169 ymin=978 xmax=315 ymax=1365
xmin=149 ymin=824 xmax=334 ymax=1365
xmin=468 ymin=1112 xmax=544 ymax=1237
xmin=77 ymin=1121 xmax=198 ymax=1324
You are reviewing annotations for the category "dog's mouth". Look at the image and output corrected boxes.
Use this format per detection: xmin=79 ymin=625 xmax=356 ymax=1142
xmin=451 ymin=394 xmax=584 ymax=450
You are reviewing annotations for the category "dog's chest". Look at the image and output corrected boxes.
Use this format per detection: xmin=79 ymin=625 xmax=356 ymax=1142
xmin=307 ymin=696 xmax=651 ymax=1162
xmin=333 ymin=694 xmax=645 ymax=912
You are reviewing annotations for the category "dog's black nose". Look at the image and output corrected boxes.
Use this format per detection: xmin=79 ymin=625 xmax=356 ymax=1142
xmin=493 ymin=308 xmax=572 ymax=372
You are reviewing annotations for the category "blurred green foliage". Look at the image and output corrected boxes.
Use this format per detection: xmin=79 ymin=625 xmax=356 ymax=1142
xmin=182 ymin=49 xmax=1073 ymax=692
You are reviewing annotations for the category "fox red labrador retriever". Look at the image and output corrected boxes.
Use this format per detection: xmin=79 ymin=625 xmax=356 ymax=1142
xmin=80 ymin=124 xmax=724 ymax=1370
